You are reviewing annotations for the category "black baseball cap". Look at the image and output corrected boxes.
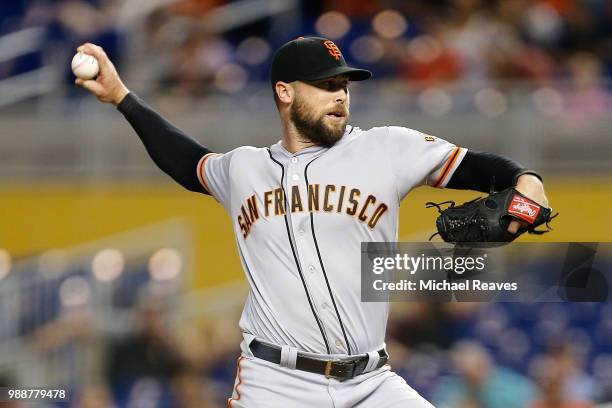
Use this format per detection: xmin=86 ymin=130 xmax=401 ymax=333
xmin=270 ymin=36 xmax=371 ymax=87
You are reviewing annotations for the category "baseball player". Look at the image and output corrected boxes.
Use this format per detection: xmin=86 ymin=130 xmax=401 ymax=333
xmin=76 ymin=37 xmax=549 ymax=407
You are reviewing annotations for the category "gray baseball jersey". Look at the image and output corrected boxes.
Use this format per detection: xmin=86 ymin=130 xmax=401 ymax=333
xmin=197 ymin=125 xmax=466 ymax=356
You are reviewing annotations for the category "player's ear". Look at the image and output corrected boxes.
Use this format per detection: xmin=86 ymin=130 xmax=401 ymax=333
xmin=275 ymin=81 xmax=293 ymax=104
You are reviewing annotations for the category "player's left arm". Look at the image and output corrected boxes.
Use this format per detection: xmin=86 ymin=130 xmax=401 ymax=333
xmin=384 ymin=126 xmax=549 ymax=219
xmin=446 ymin=150 xmax=549 ymax=233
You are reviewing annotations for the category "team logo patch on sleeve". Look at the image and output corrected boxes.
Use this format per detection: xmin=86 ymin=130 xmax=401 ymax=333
xmin=424 ymin=135 xmax=435 ymax=142
xmin=507 ymin=194 xmax=540 ymax=223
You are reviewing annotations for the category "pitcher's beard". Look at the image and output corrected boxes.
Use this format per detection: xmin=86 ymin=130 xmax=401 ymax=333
xmin=290 ymin=96 xmax=348 ymax=147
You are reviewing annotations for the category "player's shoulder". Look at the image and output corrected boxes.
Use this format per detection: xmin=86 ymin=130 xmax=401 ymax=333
xmin=207 ymin=145 xmax=270 ymax=173
xmin=345 ymin=125 xmax=437 ymax=144
xmin=218 ymin=145 xmax=269 ymax=160
xmin=344 ymin=125 xmax=386 ymax=139
xmin=233 ymin=145 xmax=268 ymax=154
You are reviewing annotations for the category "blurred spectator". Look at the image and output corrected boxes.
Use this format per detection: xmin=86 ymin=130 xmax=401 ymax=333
xmin=563 ymin=52 xmax=610 ymax=120
xmin=31 ymin=308 xmax=92 ymax=351
xmin=105 ymin=296 xmax=187 ymax=406
xmin=521 ymin=1 xmax=564 ymax=48
xmin=388 ymin=303 xmax=483 ymax=351
xmin=388 ymin=303 xmax=455 ymax=349
xmin=52 ymin=0 xmax=122 ymax=88
xmin=0 ymin=0 xmax=122 ymax=93
xmin=318 ymin=0 xmax=381 ymax=20
xmin=171 ymin=368 xmax=220 ymax=408
xmin=440 ymin=0 xmax=499 ymax=81
xmin=400 ymin=21 xmax=463 ymax=86
xmin=432 ymin=341 xmax=537 ymax=408
xmin=167 ymin=0 xmax=225 ymax=18
xmin=529 ymin=343 xmax=601 ymax=407
xmin=75 ymin=384 xmax=117 ymax=408
xmin=2 ymin=0 xmax=612 ymax=95
xmin=161 ymin=27 xmax=234 ymax=96
xmin=172 ymin=314 xmax=242 ymax=405
xmin=558 ymin=2 xmax=598 ymax=54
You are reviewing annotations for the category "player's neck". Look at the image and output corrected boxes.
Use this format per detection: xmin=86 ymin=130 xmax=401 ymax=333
xmin=281 ymin=121 xmax=317 ymax=153
xmin=281 ymin=136 xmax=317 ymax=153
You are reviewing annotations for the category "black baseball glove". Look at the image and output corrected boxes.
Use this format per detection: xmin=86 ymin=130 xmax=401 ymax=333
xmin=426 ymin=188 xmax=557 ymax=245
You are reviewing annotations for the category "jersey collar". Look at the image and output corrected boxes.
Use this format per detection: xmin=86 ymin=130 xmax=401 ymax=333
xmin=270 ymin=125 xmax=355 ymax=160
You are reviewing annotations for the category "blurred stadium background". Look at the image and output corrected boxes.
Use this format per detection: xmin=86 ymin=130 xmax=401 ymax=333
xmin=0 ymin=0 xmax=611 ymax=407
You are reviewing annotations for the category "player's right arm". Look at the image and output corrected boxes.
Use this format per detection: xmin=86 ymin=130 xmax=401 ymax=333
xmin=74 ymin=43 xmax=212 ymax=194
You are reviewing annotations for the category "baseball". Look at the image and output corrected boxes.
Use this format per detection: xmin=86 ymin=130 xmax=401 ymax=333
xmin=71 ymin=51 xmax=99 ymax=80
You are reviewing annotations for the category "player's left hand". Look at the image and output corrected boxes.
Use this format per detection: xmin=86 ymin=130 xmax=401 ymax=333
xmin=508 ymin=174 xmax=549 ymax=234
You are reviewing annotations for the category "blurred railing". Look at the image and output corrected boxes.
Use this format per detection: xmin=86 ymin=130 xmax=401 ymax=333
xmin=0 ymin=27 xmax=62 ymax=108
xmin=0 ymin=219 xmax=195 ymax=389
xmin=0 ymin=80 xmax=610 ymax=182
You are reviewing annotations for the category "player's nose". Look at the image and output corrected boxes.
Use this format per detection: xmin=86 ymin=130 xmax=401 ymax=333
xmin=334 ymin=89 xmax=347 ymax=103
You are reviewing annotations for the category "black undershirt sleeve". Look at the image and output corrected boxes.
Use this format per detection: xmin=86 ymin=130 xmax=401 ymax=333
xmin=446 ymin=150 xmax=540 ymax=193
xmin=117 ymin=92 xmax=211 ymax=194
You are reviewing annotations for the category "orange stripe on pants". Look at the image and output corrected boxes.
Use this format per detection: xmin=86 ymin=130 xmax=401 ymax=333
xmin=228 ymin=356 xmax=245 ymax=408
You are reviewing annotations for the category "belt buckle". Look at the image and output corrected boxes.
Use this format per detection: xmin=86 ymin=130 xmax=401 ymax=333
xmin=324 ymin=360 xmax=333 ymax=378
xmin=324 ymin=360 xmax=355 ymax=380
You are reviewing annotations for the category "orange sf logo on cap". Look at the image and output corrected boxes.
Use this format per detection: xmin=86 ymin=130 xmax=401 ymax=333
xmin=323 ymin=40 xmax=342 ymax=60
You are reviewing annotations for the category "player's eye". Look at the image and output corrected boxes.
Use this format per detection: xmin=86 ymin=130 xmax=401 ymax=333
xmin=327 ymin=81 xmax=348 ymax=91
xmin=312 ymin=79 xmax=348 ymax=92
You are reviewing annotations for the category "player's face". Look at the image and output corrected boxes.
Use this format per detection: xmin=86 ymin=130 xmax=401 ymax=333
xmin=290 ymin=75 xmax=350 ymax=147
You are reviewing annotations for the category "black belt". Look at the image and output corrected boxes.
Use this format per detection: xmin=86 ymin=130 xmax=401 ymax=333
xmin=249 ymin=340 xmax=388 ymax=380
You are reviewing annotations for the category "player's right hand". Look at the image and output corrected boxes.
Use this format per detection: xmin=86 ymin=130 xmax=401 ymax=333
xmin=74 ymin=43 xmax=130 ymax=106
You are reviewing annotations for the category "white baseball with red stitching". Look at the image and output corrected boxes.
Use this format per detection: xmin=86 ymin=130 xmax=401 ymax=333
xmin=71 ymin=51 xmax=99 ymax=80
